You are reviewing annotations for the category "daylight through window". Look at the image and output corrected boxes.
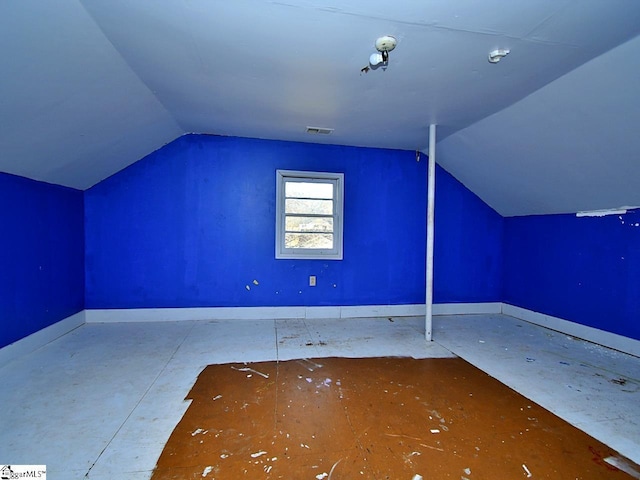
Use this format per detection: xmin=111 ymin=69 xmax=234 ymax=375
xmin=276 ymin=170 xmax=344 ymax=260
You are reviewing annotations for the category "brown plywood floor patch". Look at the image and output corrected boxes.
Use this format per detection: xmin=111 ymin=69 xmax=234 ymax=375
xmin=152 ymin=357 xmax=638 ymax=479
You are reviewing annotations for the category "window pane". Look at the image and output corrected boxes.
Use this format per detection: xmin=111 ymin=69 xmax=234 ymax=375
xmin=285 ymin=181 xmax=333 ymax=199
xmin=285 ymin=198 xmax=333 ymax=214
xmin=285 ymin=233 xmax=333 ymax=249
xmin=276 ymin=170 xmax=343 ymax=260
xmin=286 ymin=216 xmax=333 ymax=233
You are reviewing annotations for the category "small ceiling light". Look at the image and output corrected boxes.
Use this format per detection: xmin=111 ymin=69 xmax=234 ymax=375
xmin=488 ymin=49 xmax=510 ymax=63
xmin=369 ymin=35 xmax=397 ymax=69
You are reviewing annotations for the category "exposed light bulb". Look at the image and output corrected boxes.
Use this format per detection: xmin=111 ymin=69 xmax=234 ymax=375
xmin=369 ymin=52 xmax=384 ymax=66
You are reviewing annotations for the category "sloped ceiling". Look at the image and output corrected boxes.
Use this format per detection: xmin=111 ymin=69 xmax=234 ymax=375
xmin=438 ymin=35 xmax=640 ymax=216
xmin=1 ymin=1 xmax=639 ymax=216
xmin=0 ymin=1 xmax=182 ymax=188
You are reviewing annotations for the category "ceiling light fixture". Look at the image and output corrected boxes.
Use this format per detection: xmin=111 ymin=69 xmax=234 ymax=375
xmin=369 ymin=35 xmax=397 ymax=69
xmin=488 ymin=49 xmax=510 ymax=63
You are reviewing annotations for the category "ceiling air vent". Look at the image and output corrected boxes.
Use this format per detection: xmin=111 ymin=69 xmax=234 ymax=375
xmin=306 ymin=126 xmax=334 ymax=135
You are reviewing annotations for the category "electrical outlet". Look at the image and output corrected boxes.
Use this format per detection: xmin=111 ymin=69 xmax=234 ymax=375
xmin=309 ymin=275 xmax=316 ymax=287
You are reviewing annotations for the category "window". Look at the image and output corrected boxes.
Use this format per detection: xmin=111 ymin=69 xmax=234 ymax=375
xmin=276 ymin=170 xmax=344 ymax=260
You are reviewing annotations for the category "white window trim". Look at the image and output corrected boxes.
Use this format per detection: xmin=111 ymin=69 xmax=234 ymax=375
xmin=276 ymin=169 xmax=344 ymax=260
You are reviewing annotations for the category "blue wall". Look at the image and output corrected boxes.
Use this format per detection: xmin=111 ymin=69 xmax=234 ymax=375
xmin=85 ymin=134 xmax=501 ymax=309
xmin=0 ymin=173 xmax=84 ymax=349
xmin=503 ymin=211 xmax=640 ymax=341
xmin=6 ymin=132 xmax=639 ymax=346
xmin=434 ymin=166 xmax=503 ymax=303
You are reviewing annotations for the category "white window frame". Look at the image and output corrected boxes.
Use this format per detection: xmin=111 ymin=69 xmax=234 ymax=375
xmin=276 ymin=169 xmax=344 ymax=260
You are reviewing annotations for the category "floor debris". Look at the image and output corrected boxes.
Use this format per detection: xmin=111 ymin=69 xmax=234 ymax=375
xmin=328 ymin=459 xmax=342 ymax=478
xmin=151 ymin=357 xmax=638 ymax=479
xmin=604 ymin=456 xmax=640 ymax=478
xmin=231 ymin=366 xmax=269 ymax=378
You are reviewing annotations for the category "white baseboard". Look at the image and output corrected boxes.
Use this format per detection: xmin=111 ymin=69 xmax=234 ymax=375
xmin=85 ymin=306 xmax=305 ymax=323
xmin=304 ymin=306 xmax=343 ymax=319
xmin=0 ymin=311 xmax=85 ymax=367
xmin=84 ymin=305 xmax=422 ymax=323
xmin=433 ymin=302 xmax=502 ymax=315
xmin=502 ymin=303 xmax=640 ymax=358
xmin=84 ymin=303 xmax=498 ymax=323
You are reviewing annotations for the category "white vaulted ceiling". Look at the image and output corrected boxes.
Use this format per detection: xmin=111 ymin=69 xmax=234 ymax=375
xmin=1 ymin=1 xmax=639 ymax=216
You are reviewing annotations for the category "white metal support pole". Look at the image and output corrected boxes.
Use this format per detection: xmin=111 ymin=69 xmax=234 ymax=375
xmin=425 ymin=124 xmax=437 ymax=341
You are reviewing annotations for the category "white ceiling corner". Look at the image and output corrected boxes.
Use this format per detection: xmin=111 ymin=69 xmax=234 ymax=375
xmin=0 ymin=0 xmax=182 ymax=189
xmin=438 ymin=33 xmax=640 ymax=217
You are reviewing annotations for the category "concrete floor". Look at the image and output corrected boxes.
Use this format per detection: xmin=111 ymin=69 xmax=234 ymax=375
xmin=0 ymin=314 xmax=638 ymax=479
